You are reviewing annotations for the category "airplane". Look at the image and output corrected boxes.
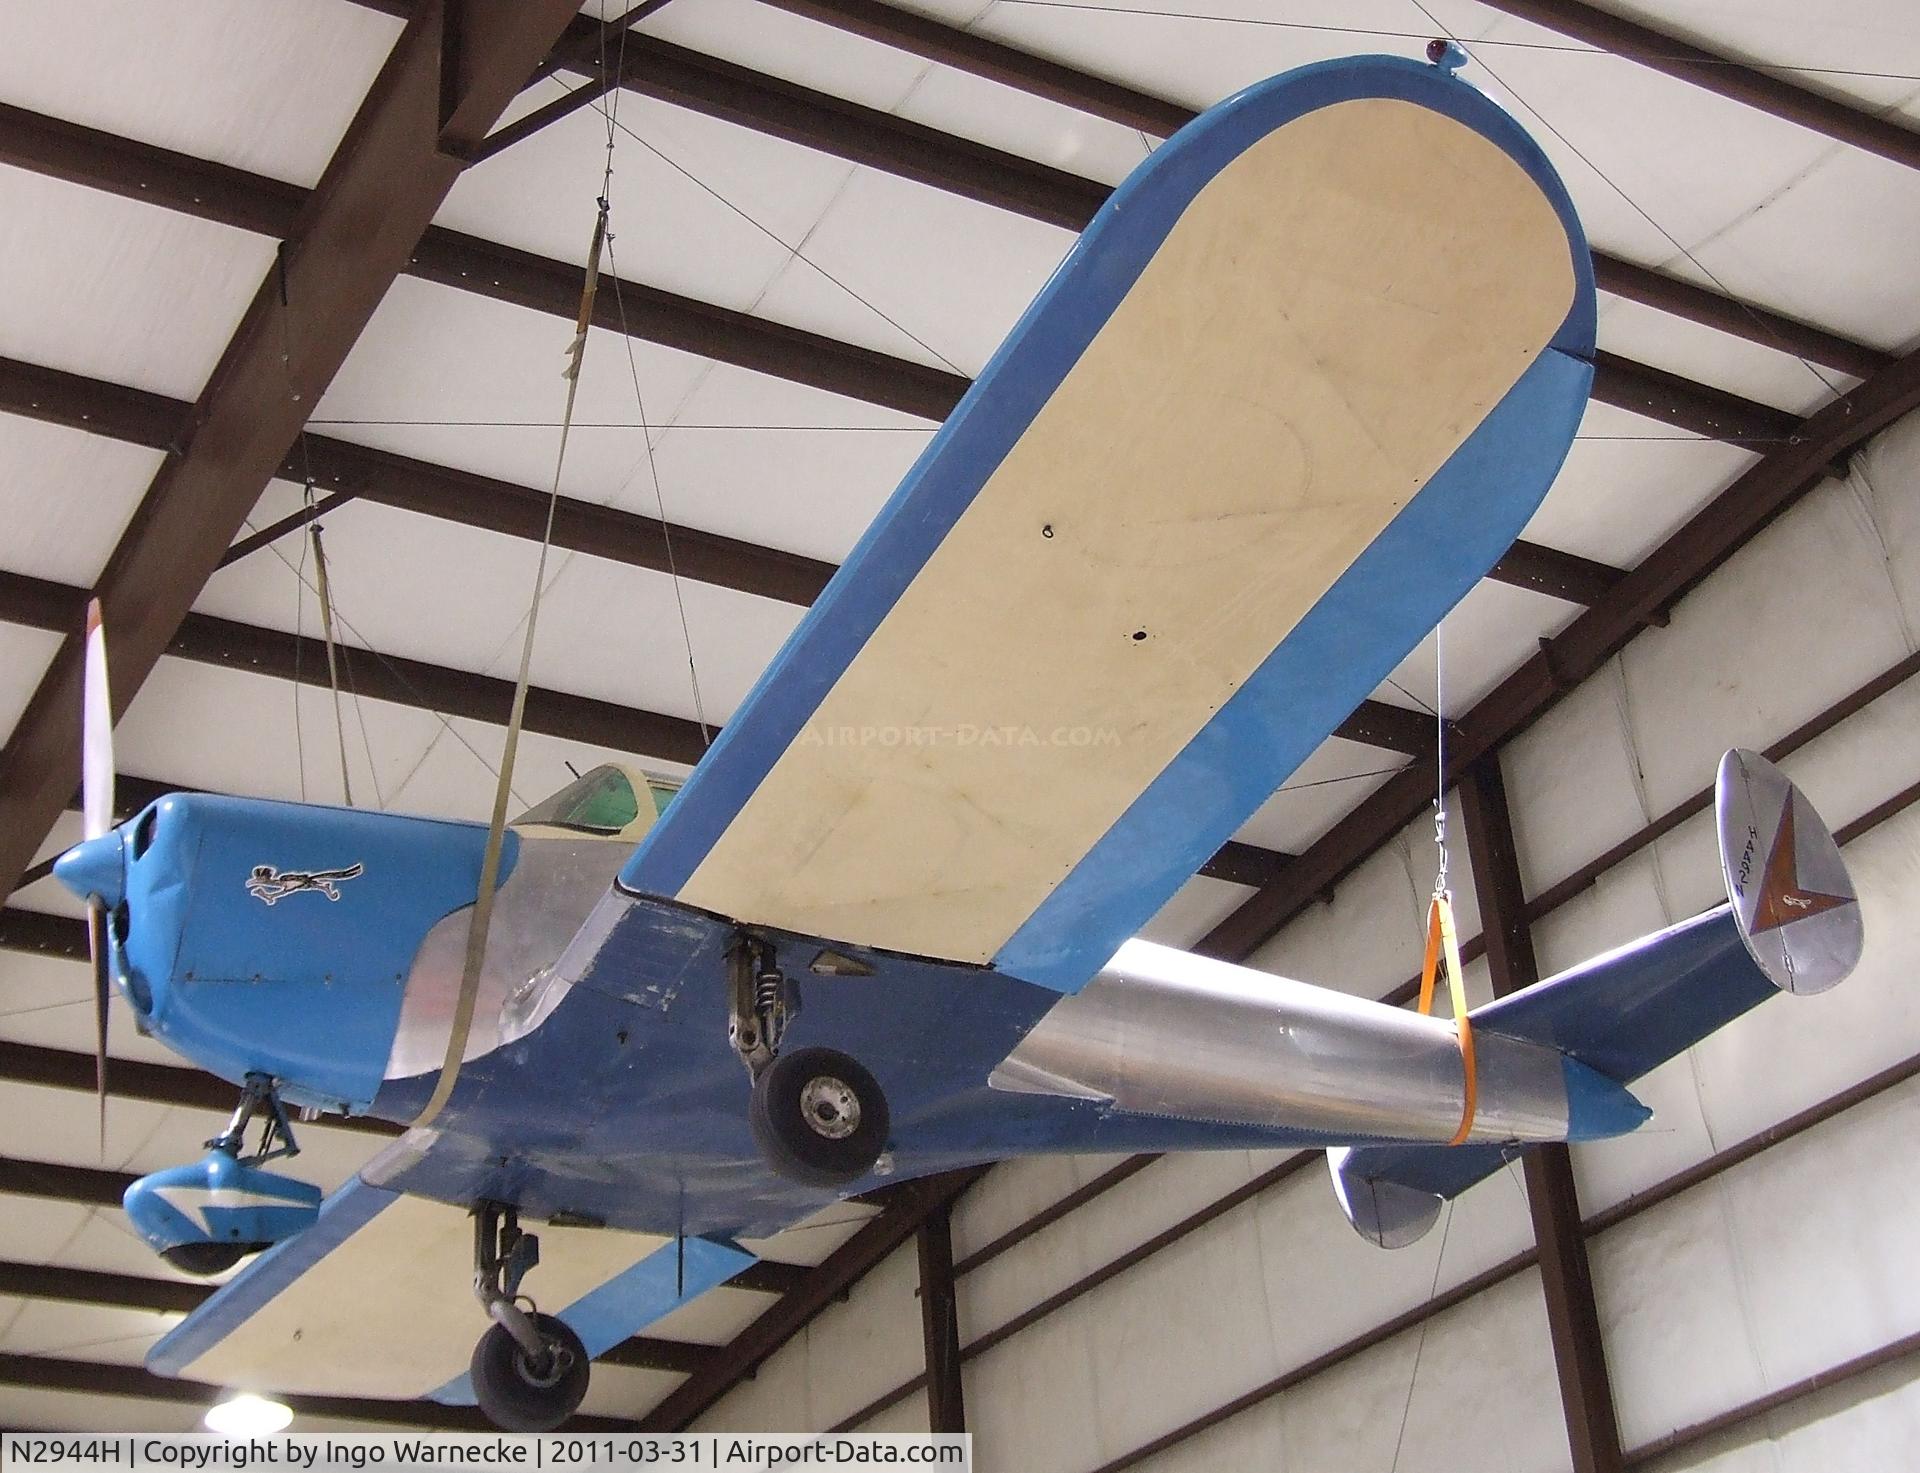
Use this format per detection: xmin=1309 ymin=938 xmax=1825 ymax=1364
xmin=47 ymin=49 xmax=1864 ymax=1432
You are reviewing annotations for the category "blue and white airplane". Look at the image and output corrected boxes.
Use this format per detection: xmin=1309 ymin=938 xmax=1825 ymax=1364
xmin=52 ymin=52 xmax=1863 ymax=1430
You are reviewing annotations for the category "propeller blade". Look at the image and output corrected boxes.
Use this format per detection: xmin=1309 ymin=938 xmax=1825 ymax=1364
xmin=82 ymin=599 xmax=114 ymax=841
xmin=86 ymin=895 xmax=109 ymax=1155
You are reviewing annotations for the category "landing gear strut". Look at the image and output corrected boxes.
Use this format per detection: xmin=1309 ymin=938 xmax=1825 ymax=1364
xmin=162 ymin=1075 xmax=300 ymax=1276
xmin=729 ymin=938 xmax=890 ymax=1188
xmin=468 ymin=1201 xmax=588 ymax=1431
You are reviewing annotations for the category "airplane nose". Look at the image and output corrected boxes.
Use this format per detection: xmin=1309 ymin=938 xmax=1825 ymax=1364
xmin=53 ymin=831 xmax=126 ymax=908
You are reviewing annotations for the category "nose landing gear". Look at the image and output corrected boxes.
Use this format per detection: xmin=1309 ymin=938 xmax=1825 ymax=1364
xmin=468 ymin=1201 xmax=589 ymax=1432
xmin=729 ymin=938 xmax=890 ymax=1188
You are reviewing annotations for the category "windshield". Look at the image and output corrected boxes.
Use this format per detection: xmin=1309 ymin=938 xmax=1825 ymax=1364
xmin=514 ymin=766 xmax=642 ymax=836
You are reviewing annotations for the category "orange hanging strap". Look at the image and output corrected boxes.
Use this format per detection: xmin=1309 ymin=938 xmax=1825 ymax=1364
xmin=1418 ymin=892 xmax=1478 ymax=1146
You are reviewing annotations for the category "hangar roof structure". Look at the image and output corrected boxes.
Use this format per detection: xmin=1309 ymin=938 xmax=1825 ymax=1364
xmin=0 ymin=0 xmax=1918 ymax=1461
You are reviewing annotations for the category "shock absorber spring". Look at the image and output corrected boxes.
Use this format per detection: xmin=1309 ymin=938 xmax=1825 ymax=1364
xmin=755 ymin=963 xmax=783 ymax=1017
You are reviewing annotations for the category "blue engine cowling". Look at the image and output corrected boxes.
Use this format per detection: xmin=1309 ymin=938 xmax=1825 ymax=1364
xmin=124 ymin=1149 xmax=323 ymax=1276
xmin=55 ymin=793 xmax=512 ymax=1114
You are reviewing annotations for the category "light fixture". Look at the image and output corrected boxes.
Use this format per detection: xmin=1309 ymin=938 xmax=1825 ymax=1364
xmin=204 ymin=1393 xmax=293 ymax=1437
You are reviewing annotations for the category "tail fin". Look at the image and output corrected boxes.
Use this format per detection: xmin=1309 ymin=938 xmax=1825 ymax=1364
xmin=1330 ymin=749 xmax=1863 ymax=1246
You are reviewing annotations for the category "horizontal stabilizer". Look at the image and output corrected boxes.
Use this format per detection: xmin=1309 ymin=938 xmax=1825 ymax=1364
xmin=1328 ymin=750 xmax=1864 ymax=1247
xmin=1329 ymin=1143 xmax=1507 ymax=1248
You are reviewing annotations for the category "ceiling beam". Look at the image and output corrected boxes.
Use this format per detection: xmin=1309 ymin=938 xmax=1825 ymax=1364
xmin=0 ymin=570 xmax=1442 ymax=800
xmin=0 ymin=1 xmax=586 ymax=901
xmin=1459 ymin=754 xmax=1625 ymax=1473
xmin=916 ymin=1204 xmax=966 ymax=1434
xmin=0 ymin=1149 xmax=806 ymax=1300
xmin=750 ymin=0 xmax=1890 ymax=380
xmin=0 ymin=99 xmax=961 ymax=423
xmin=0 ymin=114 xmax=1638 ymax=610
xmin=0 ymin=1350 xmax=624 ymax=1431
xmin=638 ymin=1168 xmax=983 ymax=1431
xmin=569 ymin=29 xmax=1798 ymax=442
xmin=0 ymin=79 xmax=1804 ymax=444
xmin=0 ymin=564 xmax=713 ymax=767
xmin=0 ymin=1257 xmax=715 ymax=1378
xmin=1474 ymin=0 xmax=1920 ymax=174
xmin=1198 ymin=343 xmax=1920 ymax=960
xmin=0 ymin=355 xmax=839 ymax=609
xmin=0 ymin=1038 xmax=402 ymax=1138
xmin=1590 ymin=350 xmax=1797 ymax=445
xmin=611 ymin=33 xmax=1107 ymax=232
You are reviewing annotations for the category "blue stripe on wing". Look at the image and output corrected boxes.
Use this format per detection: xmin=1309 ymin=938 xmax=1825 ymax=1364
xmin=619 ymin=55 xmax=1594 ymax=996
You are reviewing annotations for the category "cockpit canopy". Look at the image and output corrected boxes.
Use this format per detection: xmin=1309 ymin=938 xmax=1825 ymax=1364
xmin=511 ymin=764 xmax=680 ymax=842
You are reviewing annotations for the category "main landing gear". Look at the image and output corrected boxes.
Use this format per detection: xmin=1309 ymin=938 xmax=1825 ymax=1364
xmin=468 ymin=1201 xmax=588 ymax=1432
xmin=729 ymin=937 xmax=890 ymax=1188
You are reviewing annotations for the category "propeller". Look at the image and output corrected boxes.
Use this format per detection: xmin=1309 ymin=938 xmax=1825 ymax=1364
xmin=81 ymin=598 xmax=115 ymax=1152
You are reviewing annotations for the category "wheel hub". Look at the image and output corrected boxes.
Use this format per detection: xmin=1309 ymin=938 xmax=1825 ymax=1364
xmin=798 ymin=1075 xmax=861 ymax=1140
xmin=515 ymin=1339 xmax=571 ymax=1389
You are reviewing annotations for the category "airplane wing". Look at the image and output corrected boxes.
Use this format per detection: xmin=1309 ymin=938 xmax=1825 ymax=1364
xmin=620 ymin=55 xmax=1595 ymax=994
xmin=149 ymin=1148 xmax=757 ymax=1407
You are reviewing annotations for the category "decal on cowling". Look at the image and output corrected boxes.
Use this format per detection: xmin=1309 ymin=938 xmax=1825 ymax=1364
xmin=246 ymin=862 xmax=365 ymax=905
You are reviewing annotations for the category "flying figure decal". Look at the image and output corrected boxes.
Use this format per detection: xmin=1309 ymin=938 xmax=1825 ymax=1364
xmin=1748 ymin=800 xmax=1852 ymax=935
xmin=245 ymin=862 xmax=365 ymax=905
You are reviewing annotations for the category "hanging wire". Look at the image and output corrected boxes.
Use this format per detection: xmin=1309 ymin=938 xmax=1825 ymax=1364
xmin=235 ymin=514 xmax=534 ymax=809
xmin=306 ymin=505 xmax=356 ymax=807
xmin=413 ymin=34 xmax=633 ymax=1130
xmin=1386 ymin=1200 xmax=1456 ymax=1473
xmin=1432 ymin=620 xmax=1449 ymax=898
xmin=1401 ymin=0 xmax=1848 ymax=407
xmin=336 ymin=644 xmax=387 ymax=810
xmin=993 ymin=3 xmax=1920 ymax=82
xmin=586 ymin=101 xmax=969 ymax=377
xmin=290 ymin=499 xmax=310 ymax=804
xmin=606 ymin=237 xmax=713 ymax=747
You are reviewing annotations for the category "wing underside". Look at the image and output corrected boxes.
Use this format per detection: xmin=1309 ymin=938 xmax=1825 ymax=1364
xmin=149 ymin=1142 xmax=757 ymax=1405
xmin=621 ymin=58 xmax=1596 ymax=994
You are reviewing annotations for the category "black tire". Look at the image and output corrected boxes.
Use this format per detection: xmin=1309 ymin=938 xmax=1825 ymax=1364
xmin=470 ymin=1312 xmax=590 ymax=1432
xmin=749 ymin=1046 xmax=890 ymax=1188
xmin=162 ymin=1241 xmax=261 ymax=1276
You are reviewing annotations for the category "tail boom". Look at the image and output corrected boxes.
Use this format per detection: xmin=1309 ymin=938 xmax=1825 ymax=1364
xmin=991 ymin=938 xmax=1646 ymax=1147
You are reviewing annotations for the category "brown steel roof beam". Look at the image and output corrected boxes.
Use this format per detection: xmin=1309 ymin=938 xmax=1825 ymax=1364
xmin=0 ymin=1350 xmax=624 ymax=1431
xmin=0 ymin=572 xmax=1299 ymax=883
xmin=754 ymin=0 xmax=1888 ymax=379
xmin=0 ymin=1256 xmax=715 ymax=1378
xmin=1591 ymin=350 xmax=1798 ymax=445
xmin=1476 ymin=0 xmax=1920 ymax=174
xmin=0 ymin=548 xmax=1427 ymax=787
xmin=1199 ymin=344 xmax=1920 ymax=960
xmin=1460 ymin=756 xmax=1625 ymax=1473
xmin=0 ymin=564 xmax=712 ymax=767
xmin=1056 ymin=1026 xmax=1920 ymax=1473
xmin=0 ymin=906 xmax=85 ymax=960
xmin=758 ymin=0 xmax=1192 ymax=137
xmin=612 ymin=34 xmax=1108 ymax=232
xmin=0 ymin=1148 xmax=806 ymax=1295
xmin=0 ymin=355 xmax=838 ymax=608
xmin=1628 ymin=1325 xmax=1920 ymax=1467
xmin=0 ymin=114 xmax=1632 ymax=604
xmin=0 ymin=1 xmax=585 ymax=901
xmin=0 ymin=1258 xmax=205 ymax=1316
xmin=916 ymin=1204 xmax=966 ymax=1434
xmin=884 ymin=738 xmax=1920 ymax=1439
xmin=0 ymin=1038 xmax=401 ymax=1137
xmin=594 ymin=32 xmax=1797 ymax=444
xmin=79 ymin=15 xmax=1806 ymax=437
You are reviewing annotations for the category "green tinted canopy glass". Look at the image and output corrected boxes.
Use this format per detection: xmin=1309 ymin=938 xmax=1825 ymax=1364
xmin=514 ymin=766 xmax=641 ymax=835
